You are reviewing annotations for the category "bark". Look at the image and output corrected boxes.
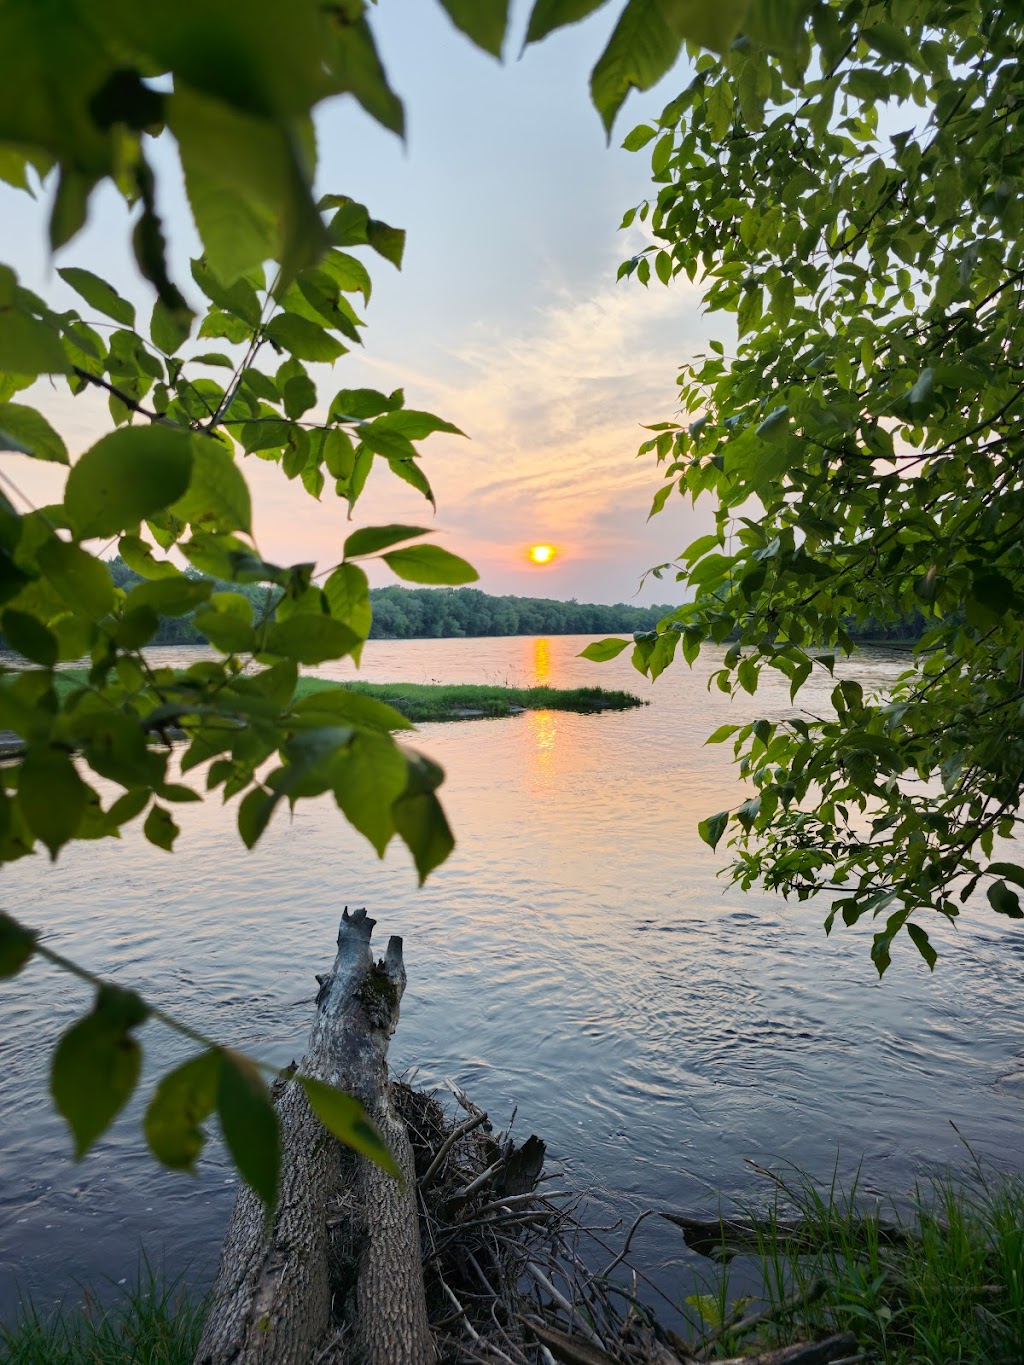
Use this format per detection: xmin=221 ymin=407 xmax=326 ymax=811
xmin=195 ymin=907 xmax=433 ymax=1365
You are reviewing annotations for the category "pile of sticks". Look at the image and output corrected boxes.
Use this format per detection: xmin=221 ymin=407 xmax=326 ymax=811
xmin=194 ymin=911 xmax=862 ymax=1365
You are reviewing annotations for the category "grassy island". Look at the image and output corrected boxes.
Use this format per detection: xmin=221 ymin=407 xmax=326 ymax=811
xmin=39 ymin=670 xmax=645 ymax=725
xmin=294 ymin=679 xmax=646 ymax=724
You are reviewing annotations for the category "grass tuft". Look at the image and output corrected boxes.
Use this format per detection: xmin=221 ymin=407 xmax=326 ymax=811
xmin=0 ymin=1265 xmax=206 ymax=1365
xmin=684 ymin=1165 xmax=1024 ymax=1363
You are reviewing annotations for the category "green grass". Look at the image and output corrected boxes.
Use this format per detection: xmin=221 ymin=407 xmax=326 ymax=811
xmin=685 ymin=1166 xmax=1024 ymax=1363
xmin=44 ymin=670 xmax=645 ymax=724
xmin=294 ymin=678 xmax=645 ymax=722
xmin=0 ymin=1268 xmax=206 ymax=1365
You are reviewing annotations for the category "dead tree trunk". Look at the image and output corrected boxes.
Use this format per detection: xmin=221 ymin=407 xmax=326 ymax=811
xmin=195 ymin=907 xmax=433 ymax=1365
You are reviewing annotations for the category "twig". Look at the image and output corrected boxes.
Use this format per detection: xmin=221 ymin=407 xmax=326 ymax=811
xmin=420 ymin=1111 xmax=489 ymax=1188
xmin=476 ymin=1191 xmax=570 ymax=1218
xmin=598 ymin=1207 xmax=660 ymax=1279
xmin=521 ymin=1317 xmax=619 ymax=1365
xmin=452 ymin=1158 xmax=505 ymax=1203
xmin=444 ymin=1076 xmax=489 ymax=1120
xmin=525 ymin=1263 xmax=606 ymax=1352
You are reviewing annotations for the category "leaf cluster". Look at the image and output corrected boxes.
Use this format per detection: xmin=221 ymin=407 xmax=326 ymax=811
xmin=612 ymin=0 xmax=1024 ymax=972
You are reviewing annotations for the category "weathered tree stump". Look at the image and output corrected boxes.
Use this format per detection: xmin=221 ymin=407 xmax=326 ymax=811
xmin=195 ymin=907 xmax=432 ymax=1365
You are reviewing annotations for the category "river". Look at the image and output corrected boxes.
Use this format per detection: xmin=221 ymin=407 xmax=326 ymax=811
xmin=1 ymin=636 xmax=1022 ymax=1319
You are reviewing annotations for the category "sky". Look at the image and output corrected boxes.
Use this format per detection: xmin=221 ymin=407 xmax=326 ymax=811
xmin=0 ymin=0 xmax=722 ymax=605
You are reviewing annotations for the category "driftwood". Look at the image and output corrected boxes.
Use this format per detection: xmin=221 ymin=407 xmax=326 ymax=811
xmin=661 ymin=1212 xmax=909 ymax=1263
xmin=196 ymin=908 xmax=431 ymax=1365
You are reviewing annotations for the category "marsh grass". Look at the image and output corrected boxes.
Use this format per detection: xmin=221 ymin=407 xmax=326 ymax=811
xmin=298 ymin=678 xmax=646 ymax=722
xmin=46 ymin=670 xmax=644 ymax=724
xmin=0 ymin=1265 xmax=206 ymax=1365
xmin=687 ymin=1165 xmax=1024 ymax=1363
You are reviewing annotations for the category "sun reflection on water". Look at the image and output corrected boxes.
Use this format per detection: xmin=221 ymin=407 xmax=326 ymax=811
xmin=527 ymin=709 xmax=557 ymax=776
xmin=533 ymin=636 xmax=551 ymax=684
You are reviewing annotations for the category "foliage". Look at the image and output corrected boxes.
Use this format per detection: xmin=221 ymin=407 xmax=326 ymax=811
xmin=685 ymin=1166 xmax=1024 ymax=1363
xmin=0 ymin=0 xmax=775 ymax=1205
xmin=599 ymin=0 xmax=1024 ymax=973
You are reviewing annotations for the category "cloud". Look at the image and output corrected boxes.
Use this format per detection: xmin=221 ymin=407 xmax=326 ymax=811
xmin=5 ymin=264 xmax=720 ymax=605
xmin=360 ymin=267 xmax=719 ymax=597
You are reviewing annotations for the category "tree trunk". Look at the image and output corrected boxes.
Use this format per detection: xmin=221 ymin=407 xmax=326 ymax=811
xmin=195 ymin=907 xmax=433 ymax=1365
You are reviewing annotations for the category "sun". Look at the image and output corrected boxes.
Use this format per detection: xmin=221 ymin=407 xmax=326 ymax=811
xmin=528 ymin=544 xmax=556 ymax=565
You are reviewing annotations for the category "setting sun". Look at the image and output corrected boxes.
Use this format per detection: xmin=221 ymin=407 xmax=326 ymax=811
xmin=528 ymin=544 xmax=557 ymax=565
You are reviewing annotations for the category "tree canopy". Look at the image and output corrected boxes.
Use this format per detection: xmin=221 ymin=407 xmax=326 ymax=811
xmin=586 ymin=0 xmax=1024 ymax=974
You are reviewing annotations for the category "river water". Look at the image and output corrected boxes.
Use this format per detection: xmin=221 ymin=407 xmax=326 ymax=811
xmin=1 ymin=636 xmax=1022 ymax=1319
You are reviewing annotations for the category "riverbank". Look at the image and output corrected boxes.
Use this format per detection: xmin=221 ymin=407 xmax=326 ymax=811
xmin=3 ymin=1163 xmax=1021 ymax=1363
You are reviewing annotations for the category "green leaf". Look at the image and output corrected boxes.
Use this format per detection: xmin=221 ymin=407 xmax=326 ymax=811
xmin=985 ymin=862 xmax=1024 ymax=889
xmin=237 ymin=785 xmax=279 ymax=849
xmin=65 ymin=427 xmax=194 ymax=539
xmin=144 ymin=1049 xmax=223 ymax=1171
xmin=698 ymin=810 xmax=729 ymax=850
xmin=590 ymin=0 xmax=718 ymax=134
xmin=118 ymin=534 xmax=180 ymax=580
xmin=381 ymin=545 xmax=478 ymax=585
xmin=906 ymin=922 xmax=937 ymax=971
xmin=371 ymin=409 xmax=464 ymax=440
xmin=283 ymin=373 xmax=317 ymax=420
xmin=172 ymin=437 xmax=252 ymax=535
xmin=125 ymin=576 xmax=212 ymax=617
xmin=300 ymin=1075 xmax=399 ymax=1174
xmin=344 ymin=524 xmax=433 ymax=559
xmin=332 ymin=731 xmax=408 ymax=856
xmin=987 ymin=880 xmax=1024 ymax=918
xmin=2 ymin=609 xmax=58 ymax=666
xmin=317 ymin=250 xmax=372 ymax=303
xmin=264 ymin=615 xmax=360 ymax=665
xmin=863 ymin=23 xmax=914 ymax=64
xmin=265 ymin=313 xmax=345 ymax=363
xmin=193 ymin=601 xmax=256 ymax=653
xmin=169 ymin=85 xmax=327 ymax=286
xmin=51 ymin=985 xmax=149 ymax=1158
xmin=0 ymin=911 xmax=36 ymax=978
xmin=57 ymin=267 xmax=135 ymax=327
xmin=327 ymin=14 xmax=405 ymax=134
xmin=526 ymin=0 xmax=613 ymax=43
xmin=392 ymin=753 xmax=454 ymax=885
xmin=143 ymin=803 xmax=180 ymax=852
xmin=217 ymin=1051 xmax=280 ymax=1207
xmin=436 ymin=0 xmax=510 ymax=56
xmin=705 ymin=724 xmax=740 ymax=744
xmin=366 ymin=218 xmax=406 ymax=270
xmin=578 ymin=637 xmax=630 ymax=661
xmin=0 ymin=308 xmax=69 ymax=375
xmin=623 ymin=124 xmax=658 ymax=153
xmin=293 ymin=685 xmax=413 ymax=733
xmin=190 ymin=257 xmax=261 ymax=326
xmin=330 ymin=387 xmax=396 ymax=421
xmin=150 ymin=298 xmax=192 ymax=355
xmin=0 ymin=402 xmax=68 ymax=463
xmin=323 ymin=563 xmax=372 ymax=648
xmin=19 ymin=745 xmax=90 ymax=857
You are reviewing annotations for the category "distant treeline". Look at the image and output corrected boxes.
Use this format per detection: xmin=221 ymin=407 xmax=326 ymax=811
xmin=3 ymin=557 xmax=927 ymax=652
xmin=104 ymin=558 xmax=677 ymax=644
xmin=368 ymin=586 xmax=674 ymax=638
